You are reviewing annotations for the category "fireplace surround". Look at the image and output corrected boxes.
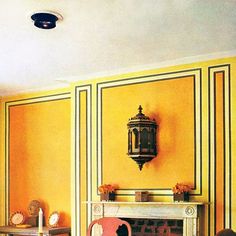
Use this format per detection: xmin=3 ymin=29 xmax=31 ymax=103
xmin=88 ymin=201 xmax=204 ymax=236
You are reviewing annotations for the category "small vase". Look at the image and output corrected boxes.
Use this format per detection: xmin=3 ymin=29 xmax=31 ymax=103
xmin=100 ymin=192 xmax=115 ymax=201
xmin=135 ymin=191 xmax=149 ymax=202
xmin=173 ymin=192 xmax=189 ymax=202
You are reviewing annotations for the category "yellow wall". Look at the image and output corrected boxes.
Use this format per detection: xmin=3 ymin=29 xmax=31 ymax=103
xmin=0 ymin=56 xmax=236 ymax=236
xmin=102 ymin=76 xmax=195 ymax=188
xmin=72 ymin=56 xmax=236 ymax=236
xmin=0 ymin=90 xmax=71 ymax=227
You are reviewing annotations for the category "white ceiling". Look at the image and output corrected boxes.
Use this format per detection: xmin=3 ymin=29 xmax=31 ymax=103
xmin=1 ymin=0 xmax=236 ymax=96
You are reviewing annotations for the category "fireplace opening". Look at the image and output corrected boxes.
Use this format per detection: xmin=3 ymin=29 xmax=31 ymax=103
xmin=117 ymin=218 xmax=183 ymax=236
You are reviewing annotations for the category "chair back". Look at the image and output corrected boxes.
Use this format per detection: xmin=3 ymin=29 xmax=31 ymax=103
xmin=87 ymin=217 xmax=132 ymax=236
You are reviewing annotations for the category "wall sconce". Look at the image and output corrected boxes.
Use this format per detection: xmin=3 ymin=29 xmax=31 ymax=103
xmin=127 ymin=105 xmax=157 ymax=170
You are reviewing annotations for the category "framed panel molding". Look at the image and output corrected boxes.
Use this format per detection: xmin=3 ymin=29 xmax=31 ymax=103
xmin=97 ymin=69 xmax=202 ymax=197
xmin=73 ymin=85 xmax=92 ymax=236
xmin=208 ymin=64 xmax=232 ymax=235
xmin=4 ymin=92 xmax=71 ymax=223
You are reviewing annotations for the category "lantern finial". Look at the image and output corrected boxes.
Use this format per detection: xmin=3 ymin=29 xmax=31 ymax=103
xmin=138 ymin=105 xmax=143 ymax=114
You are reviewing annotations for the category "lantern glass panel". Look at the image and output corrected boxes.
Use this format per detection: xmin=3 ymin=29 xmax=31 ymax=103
xmin=133 ymin=129 xmax=139 ymax=149
xmin=141 ymin=129 xmax=148 ymax=148
xmin=150 ymin=129 xmax=154 ymax=146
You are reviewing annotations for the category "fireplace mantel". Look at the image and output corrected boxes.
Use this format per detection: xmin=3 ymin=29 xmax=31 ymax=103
xmin=87 ymin=201 xmax=205 ymax=236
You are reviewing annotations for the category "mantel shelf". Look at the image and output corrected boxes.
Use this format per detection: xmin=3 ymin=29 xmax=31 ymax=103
xmin=85 ymin=201 xmax=207 ymax=205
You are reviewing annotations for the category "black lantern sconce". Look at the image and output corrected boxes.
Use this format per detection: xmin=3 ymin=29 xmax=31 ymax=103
xmin=127 ymin=105 xmax=157 ymax=170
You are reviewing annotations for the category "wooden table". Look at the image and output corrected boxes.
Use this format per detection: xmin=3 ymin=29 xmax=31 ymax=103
xmin=0 ymin=226 xmax=71 ymax=236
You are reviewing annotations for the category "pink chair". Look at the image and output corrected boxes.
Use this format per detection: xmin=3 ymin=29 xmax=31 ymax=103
xmin=87 ymin=217 xmax=132 ymax=236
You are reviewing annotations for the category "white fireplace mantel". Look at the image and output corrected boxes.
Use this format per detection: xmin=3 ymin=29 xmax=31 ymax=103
xmin=87 ymin=201 xmax=205 ymax=236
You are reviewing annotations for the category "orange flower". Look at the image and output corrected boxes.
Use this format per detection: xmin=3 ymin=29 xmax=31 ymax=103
xmin=172 ymin=183 xmax=192 ymax=194
xmin=98 ymin=184 xmax=116 ymax=193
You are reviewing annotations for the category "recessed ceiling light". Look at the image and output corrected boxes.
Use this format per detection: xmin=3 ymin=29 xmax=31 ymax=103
xmin=31 ymin=11 xmax=63 ymax=29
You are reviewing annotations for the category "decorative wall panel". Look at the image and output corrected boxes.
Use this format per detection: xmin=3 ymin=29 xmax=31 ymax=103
xmin=97 ymin=69 xmax=202 ymax=197
xmin=73 ymin=85 xmax=92 ymax=236
xmin=5 ymin=92 xmax=71 ymax=224
xmin=208 ymin=65 xmax=232 ymax=235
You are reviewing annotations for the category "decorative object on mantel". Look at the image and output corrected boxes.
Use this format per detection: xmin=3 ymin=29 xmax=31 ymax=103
xmin=127 ymin=105 xmax=157 ymax=170
xmin=38 ymin=208 xmax=43 ymax=234
xmin=135 ymin=191 xmax=149 ymax=202
xmin=9 ymin=211 xmax=25 ymax=226
xmin=48 ymin=211 xmax=60 ymax=228
xmin=172 ymin=183 xmax=192 ymax=202
xmin=98 ymin=184 xmax=116 ymax=201
xmin=25 ymin=200 xmax=42 ymax=227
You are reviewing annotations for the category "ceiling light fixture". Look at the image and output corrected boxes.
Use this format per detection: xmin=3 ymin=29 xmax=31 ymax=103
xmin=31 ymin=11 xmax=63 ymax=29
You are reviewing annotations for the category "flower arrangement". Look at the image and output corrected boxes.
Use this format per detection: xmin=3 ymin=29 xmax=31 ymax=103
xmin=172 ymin=183 xmax=192 ymax=202
xmin=172 ymin=183 xmax=192 ymax=194
xmin=98 ymin=184 xmax=116 ymax=194
xmin=98 ymin=184 xmax=117 ymax=201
